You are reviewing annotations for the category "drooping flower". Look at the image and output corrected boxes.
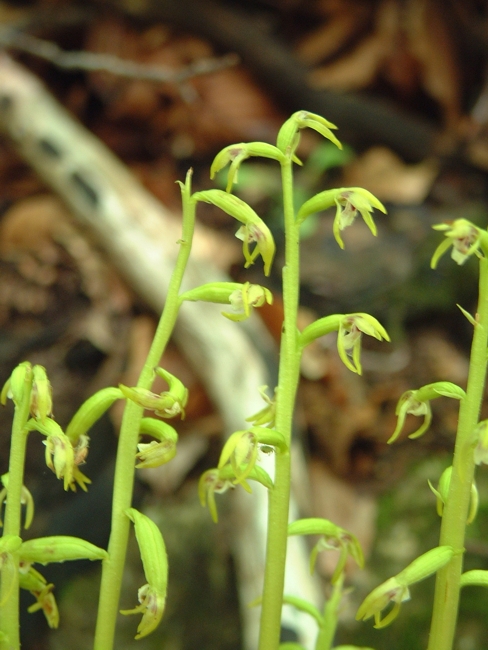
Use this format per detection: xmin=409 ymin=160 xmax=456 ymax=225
xmin=210 ymin=142 xmax=285 ymax=192
xmin=356 ymin=546 xmax=454 ymax=629
xmin=19 ymin=566 xmax=59 ymax=628
xmin=120 ymin=369 xmax=188 ymax=420
xmin=199 ymin=464 xmax=273 ymax=523
xmin=336 ymin=313 xmax=390 ymax=375
xmin=121 ymin=508 xmax=168 ymax=639
xmin=222 ymin=283 xmax=273 ymax=322
xmin=235 ymin=221 xmax=275 ymax=276
xmin=296 ymin=187 xmax=385 ymax=250
xmin=431 ymin=219 xmax=482 ymax=268
xmin=332 ymin=188 xmax=386 ymax=249
xmin=192 ymin=189 xmax=276 ymax=275
xmin=218 ymin=426 xmax=287 ymax=487
xmin=388 ymin=382 xmax=465 ymax=444
xmin=288 ymin=518 xmax=363 ymax=584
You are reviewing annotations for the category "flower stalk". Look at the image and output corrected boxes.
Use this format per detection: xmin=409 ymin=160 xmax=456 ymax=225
xmin=427 ymin=254 xmax=488 ymax=650
xmin=0 ymin=364 xmax=33 ymax=648
xmin=93 ymin=171 xmax=196 ymax=650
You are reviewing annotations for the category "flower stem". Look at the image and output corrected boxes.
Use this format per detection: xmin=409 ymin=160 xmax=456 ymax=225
xmin=0 ymin=366 xmax=33 ymax=649
xmin=93 ymin=172 xmax=196 ymax=650
xmin=258 ymin=159 xmax=301 ymax=650
xmin=427 ymin=256 xmax=488 ymax=650
xmin=317 ymin=573 xmax=344 ymax=650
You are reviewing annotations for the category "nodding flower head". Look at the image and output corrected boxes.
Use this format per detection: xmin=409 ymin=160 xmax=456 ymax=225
xmin=337 ymin=313 xmax=390 ymax=375
xmin=235 ymin=221 xmax=275 ymax=276
xmin=223 ymin=283 xmax=273 ymax=322
xmin=388 ymin=382 xmax=465 ymax=444
xmin=333 ymin=188 xmax=386 ymax=249
xmin=210 ymin=142 xmax=285 ymax=192
xmin=431 ymin=219 xmax=482 ymax=268
xmin=357 ymin=546 xmax=454 ymax=629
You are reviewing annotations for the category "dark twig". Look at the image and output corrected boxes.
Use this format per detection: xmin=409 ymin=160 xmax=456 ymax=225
xmin=0 ymin=27 xmax=239 ymax=85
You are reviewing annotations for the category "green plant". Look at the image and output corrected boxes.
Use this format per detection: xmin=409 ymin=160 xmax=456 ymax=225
xmin=3 ymin=111 xmax=485 ymax=650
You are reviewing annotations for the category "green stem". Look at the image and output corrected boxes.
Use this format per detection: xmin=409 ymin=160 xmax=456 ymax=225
xmin=93 ymin=173 xmax=196 ymax=650
xmin=1 ymin=365 xmax=33 ymax=649
xmin=316 ymin=574 xmax=344 ymax=650
xmin=427 ymin=256 xmax=488 ymax=650
xmin=258 ymin=159 xmax=301 ymax=650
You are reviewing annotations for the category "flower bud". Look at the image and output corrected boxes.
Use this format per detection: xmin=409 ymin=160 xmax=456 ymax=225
xmin=1 ymin=361 xmax=33 ymax=407
xmin=429 ymin=466 xmax=478 ymax=524
xmin=0 ymin=474 xmax=35 ymax=529
xmin=277 ymin=111 xmax=341 ymax=160
xmin=30 ymin=365 xmax=53 ymax=423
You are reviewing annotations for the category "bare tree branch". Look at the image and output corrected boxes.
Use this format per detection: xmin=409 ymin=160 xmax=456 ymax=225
xmin=0 ymin=27 xmax=239 ymax=85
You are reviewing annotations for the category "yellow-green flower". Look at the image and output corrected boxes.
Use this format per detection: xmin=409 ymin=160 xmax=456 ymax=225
xmin=332 ymin=188 xmax=385 ymax=249
xmin=210 ymin=142 xmax=285 ymax=192
xmin=431 ymin=219 xmax=482 ymax=268
xmin=223 ymin=283 xmax=273 ymax=322
xmin=357 ymin=546 xmax=454 ymax=628
xmin=388 ymin=382 xmax=465 ymax=444
xmin=199 ymin=464 xmax=273 ymax=523
xmin=337 ymin=313 xmax=390 ymax=375
xmin=288 ymin=518 xmax=363 ymax=583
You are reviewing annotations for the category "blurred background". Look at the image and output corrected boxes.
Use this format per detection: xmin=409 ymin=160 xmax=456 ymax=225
xmin=1 ymin=0 xmax=488 ymax=648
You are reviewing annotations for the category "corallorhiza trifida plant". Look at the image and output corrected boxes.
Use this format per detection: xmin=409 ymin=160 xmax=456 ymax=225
xmin=0 ymin=111 xmax=483 ymax=650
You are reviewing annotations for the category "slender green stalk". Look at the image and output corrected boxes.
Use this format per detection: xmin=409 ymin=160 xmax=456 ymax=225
xmin=258 ymin=159 xmax=302 ymax=650
xmin=0 ymin=366 xmax=33 ymax=649
xmin=317 ymin=574 xmax=344 ymax=650
xmin=93 ymin=172 xmax=196 ymax=650
xmin=427 ymin=256 xmax=488 ymax=650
